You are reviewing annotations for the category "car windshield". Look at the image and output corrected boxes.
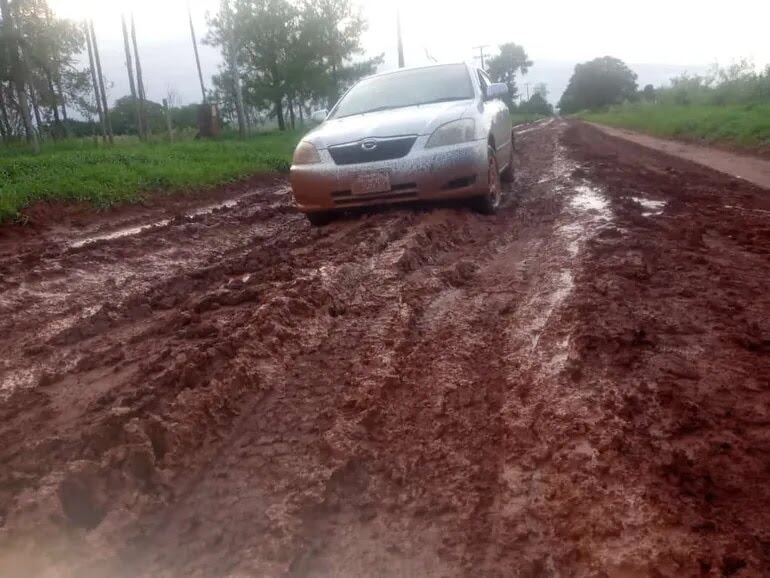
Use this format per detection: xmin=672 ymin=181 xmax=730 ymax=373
xmin=330 ymin=64 xmax=474 ymax=119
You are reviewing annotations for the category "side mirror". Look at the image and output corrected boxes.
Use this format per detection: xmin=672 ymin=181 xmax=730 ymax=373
xmin=486 ymin=83 xmax=508 ymax=101
xmin=310 ymin=109 xmax=328 ymax=124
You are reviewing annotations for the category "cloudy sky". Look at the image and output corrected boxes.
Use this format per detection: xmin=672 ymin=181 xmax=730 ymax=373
xmin=49 ymin=0 xmax=770 ymax=106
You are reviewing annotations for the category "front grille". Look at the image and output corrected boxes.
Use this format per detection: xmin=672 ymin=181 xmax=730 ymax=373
xmin=328 ymin=136 xmax=417 ymax=165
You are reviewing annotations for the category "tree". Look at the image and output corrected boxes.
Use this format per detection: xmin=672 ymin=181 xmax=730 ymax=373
xmin=558 ymin=56 xmax=638 ymax=114
xmin=486 ymin=42 xmax=532 ymax=108
xmin=0 ymin=0 xmax=88 ymax=146
xmin=519 ymin=93 xmax=553 ymax=116
xmin=206 ymin=0 xmax=380 ymax=131
xmin=0 ymin=0 xmax=38 ymax=150
xmin=642 ymin=84 xmax=655 ymax=102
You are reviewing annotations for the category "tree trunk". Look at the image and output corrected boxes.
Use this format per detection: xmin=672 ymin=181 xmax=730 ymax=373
xmin=121 ymin=14 xmax=143 ymax=139
xmin=46 ymin=73 xmax=62 ymax=139
xmin=162 ymin=98 xmax=174 ymax=141
xmin=0 ymin=84 xmax=11 ymax=141
xmin=275 ymin=97 xmax=285 ymax=131
xmin=288 ymin=96 xmax=296 ymax=130
xmin=56 ymin=78 xmax=71 ymax=137
xmin=0 ymin=0 xmax=39 ymax=152
xmin=84 ymin=20 xmax=108 ymax=143
xmin=298 ymin=98 xmax=304 ymax=126
xmin=29 ymin=83 xmax=45 ymax=141
xmin=89 ymin=20 xmax=113 ymax=144
xmin=131 ymin=15 xmax=150 ymax=137
xmin=231 ymin=62 xmax=247 ymax=138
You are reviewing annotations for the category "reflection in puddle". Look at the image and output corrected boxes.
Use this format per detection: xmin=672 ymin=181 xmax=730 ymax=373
xmin=69 ymin=198 xmax=241 ymax=248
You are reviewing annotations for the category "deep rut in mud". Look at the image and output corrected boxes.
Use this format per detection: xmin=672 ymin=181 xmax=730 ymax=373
xmin=1 ymin=120 xmax=769 ymax=577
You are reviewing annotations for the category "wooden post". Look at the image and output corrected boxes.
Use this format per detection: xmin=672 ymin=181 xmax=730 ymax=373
xmin=131 ymin=14 xmax=150 ymax=137
xmin=122 ymin=14 xmax=144 ymax=140
xmin=84 ymin=20 xmax=107 ymax=143
xmin=89 ymin=20 xmax=113 ymax=144
xmin=0 ymin=0 xmax=39 ymax=152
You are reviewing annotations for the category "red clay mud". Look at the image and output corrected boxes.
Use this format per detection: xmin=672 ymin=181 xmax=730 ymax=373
xmin=0 ymin=120 xmax=768 ymax=577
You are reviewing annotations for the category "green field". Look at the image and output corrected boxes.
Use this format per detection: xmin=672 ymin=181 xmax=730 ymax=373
xmin=0 ymin=131 xmax=302 ymax=222
xmin=579 ymin=103 xmax=770 ymax=153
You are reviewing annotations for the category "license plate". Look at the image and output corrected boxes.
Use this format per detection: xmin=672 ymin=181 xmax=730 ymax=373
xmin=352 ymin=171 xmax=390 ymax=195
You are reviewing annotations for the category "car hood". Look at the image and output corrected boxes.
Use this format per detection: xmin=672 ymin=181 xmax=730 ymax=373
xmin=304 ymin=100 xmax=474 ymax=149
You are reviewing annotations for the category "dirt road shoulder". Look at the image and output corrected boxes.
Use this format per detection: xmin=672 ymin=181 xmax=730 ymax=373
xmin=586 ymin=121 xmax=770 ymax=190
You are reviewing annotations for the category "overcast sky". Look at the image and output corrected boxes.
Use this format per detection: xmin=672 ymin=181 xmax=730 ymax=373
xmin=49 ymin=0 xmax=770 ymax=106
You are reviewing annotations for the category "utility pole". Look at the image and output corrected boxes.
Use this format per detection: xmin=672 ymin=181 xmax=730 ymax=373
xmin=122 ymin=14 xmax=144 ymax=140
xmin=84 ymin=20 xmax=107 ymax=143
xmin=0 ymin=0 xmax=39 ymax=152
xmin=131 ymin=14 xmax=149 ymax=137
xmin=188 ymin=5 xmax=207 ymax=102
xmin=473 ymin=45 xmax=490 ymax=70
xmin=396 ymin=10 xmax=405 ymax=68
xmin=89 ymin=20 xmax=113 ymax=144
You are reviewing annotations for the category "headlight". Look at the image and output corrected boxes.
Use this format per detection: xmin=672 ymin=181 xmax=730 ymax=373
xmin=293 ymin=141 xmax=321 ymax=165
xmin=425 ymin=119 xmax=476 ymax=148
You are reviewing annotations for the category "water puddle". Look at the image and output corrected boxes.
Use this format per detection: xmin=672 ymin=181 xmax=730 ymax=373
xmin=69 ymin=198 xmax=241 ymax=248
xmin=631 ymin=196 xmax=666 ymax=216
xmin=571 ymin=185 xmax=610 ymax=215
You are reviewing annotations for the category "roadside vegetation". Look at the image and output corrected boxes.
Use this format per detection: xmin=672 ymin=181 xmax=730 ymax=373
xmin=562 ymin=57 xmax=770 ymax=153
xmin=0 ymin=131 xmax=300 ymax=221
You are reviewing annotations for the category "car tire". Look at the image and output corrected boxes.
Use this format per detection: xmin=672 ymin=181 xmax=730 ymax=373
xmin=472 ymin=145 xmax=503 ymax=215
xmin=500 ymin=131 xmax=515 ymax=182
xmin=306 ymin=212 xmax=334 ymax=227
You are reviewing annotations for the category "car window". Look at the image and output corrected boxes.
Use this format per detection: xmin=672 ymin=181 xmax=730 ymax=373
xmin=330 ymin=64 xmax=474 ymax=119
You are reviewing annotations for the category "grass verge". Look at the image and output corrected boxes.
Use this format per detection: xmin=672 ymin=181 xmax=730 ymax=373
xmin=579 ymin=103 xmax=770 ymax=154
xmin=0 ymin=130 xmax=302 ymax=222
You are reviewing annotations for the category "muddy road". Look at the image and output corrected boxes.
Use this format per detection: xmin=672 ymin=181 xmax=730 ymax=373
xmin=1 ymin=120 xmax=769 ymax=577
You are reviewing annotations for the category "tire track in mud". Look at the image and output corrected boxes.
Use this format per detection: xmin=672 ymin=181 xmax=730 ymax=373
xmin=2 ymin=119 xmax=769 ymax=577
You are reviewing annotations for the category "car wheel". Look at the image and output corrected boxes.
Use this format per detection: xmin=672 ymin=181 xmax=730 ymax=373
xmin=473 ymin=145 xmax=503 ymax=215
xmin=306 ymin=211 xmax=334 ymax=227
xmin=501 ymin=132 xmax=515 ymax=182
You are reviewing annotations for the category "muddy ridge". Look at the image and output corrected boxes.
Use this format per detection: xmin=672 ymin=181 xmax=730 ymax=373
xmin=1 ymin=120 xmax=768 ymax=577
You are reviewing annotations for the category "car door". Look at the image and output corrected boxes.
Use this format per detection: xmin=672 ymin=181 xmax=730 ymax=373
xmin=477 ymin=69 xmax=511 ymax=167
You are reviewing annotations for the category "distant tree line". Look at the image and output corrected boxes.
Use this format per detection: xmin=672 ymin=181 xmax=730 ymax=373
xmin=558 ymin=55 xmax=770 ymax=113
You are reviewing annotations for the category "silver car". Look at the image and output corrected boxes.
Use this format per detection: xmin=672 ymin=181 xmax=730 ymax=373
xmin=290 ymin=63 xmax=514 ymax=225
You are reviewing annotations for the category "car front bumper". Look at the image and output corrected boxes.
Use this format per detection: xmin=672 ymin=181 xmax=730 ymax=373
xmin=290 ymin=137 xmax=489 ymax=213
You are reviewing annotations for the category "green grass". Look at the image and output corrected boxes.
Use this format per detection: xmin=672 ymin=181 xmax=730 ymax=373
xmin=579 ymin=103 xmax=770 ymax=153
xmin=510 ymin=112 xmax=549 ymax=126
xmin=0 ymin=130 xmax=302 ymax=222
